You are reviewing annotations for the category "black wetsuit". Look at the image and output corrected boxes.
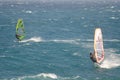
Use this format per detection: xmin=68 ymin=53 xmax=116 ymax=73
xmin=15 ymin=34 xmax=21 ymax=40
xmin=90 ymin=54 xmax=97 ymax=62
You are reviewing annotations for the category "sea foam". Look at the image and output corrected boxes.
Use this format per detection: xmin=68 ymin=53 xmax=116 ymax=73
xmin=100 ymin=49 xmax=120 ymax=69
xmin=37 ymin=73 xmax=58 ymax=79
xmin=11 ymin=73 xmax=58 ymax=80
xmin=20 ymin=37 xmax=43 ymax=43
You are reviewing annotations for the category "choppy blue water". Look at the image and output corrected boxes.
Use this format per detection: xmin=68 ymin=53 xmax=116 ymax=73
xmin=0 ymin=1 xmax=120 ymax=80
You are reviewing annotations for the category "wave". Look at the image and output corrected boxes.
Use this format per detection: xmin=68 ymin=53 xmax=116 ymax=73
xmin=19 ymin=37 xmax=43 ymax=43
xmin=109 ymin=16 xmax=119 ymax=20
xmin=81 ymin=39 xmax=120 ymax=42
xmin=10 ymin=73 xmax=86 ymax=80
xmin=10 ymin=73 xmax=57 ymax=80
xmin=68 ymin=39 xmax=120 ymax=42
xmin=99 ymin=48 xmax=120 ymax=69
xmin=37 ymin=73 xmax=58 ymax=79
xmin=104 ymin=39 xmax=120 ymax=42
xmin=81 ymin=42 xmax=93 ymax=48
xmin=22 ymin=10 xmax=32 ymax=14
xmin=0 ymin=55 xmax=14 ymax=58
xmin=0 ymin=55 xmax=6 ymax=58
xmin=0 ymin=24 xmax=11 ymax=27
xmin=52 ymin=39 xmax=79 ymax=45
xmin=73 ymin=52 xmax=82 ymax=57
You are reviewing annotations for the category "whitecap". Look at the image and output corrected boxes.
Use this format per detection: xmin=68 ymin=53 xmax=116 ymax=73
xmin=11 ymin=5 xmax=14 ymax=7
xmin=26 ymin=10 xmax=32 ymax=14
xmin=104 ymin=39 xmax=120 ymax=42
xmin=110 ymin=17 xmax=119 ymax=20
xmin=0 ymin=55 xmax=6 ymax=58
xmin=10 ymin=73 xmax=58 ymax=80
xmin=22 ymin=10 xmax=32 ymax=14
xmin=52 ymin=39 xmax=79 ymax=45
xmin=81 ymin=42 xmax=93 ymax=48
xmin=99 ymin=49 xmax=120 ymax=69
xmin=73 ymin=52 xmax=81 ymax=56
xmin=110 ymin=6 xmax=115 ymax=9
xmin=83 ymin=25 xmax=88 ymax=27
xmin=81 ymin=17 xmax=85 ymax=19
xmin=82 ymin=39 xmax=120 ymax=42
xmin=37 ymin=73 xmax=58 ymax=79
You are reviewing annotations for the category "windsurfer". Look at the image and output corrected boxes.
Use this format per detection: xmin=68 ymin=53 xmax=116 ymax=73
xmin=90 ymin=51 xmax=104 ymax=63
xmin=90 ymin=51 xmax=97 ymax=63
xmin=90 ymin=28 xmax=105 ymax=64
xmin=15 ymin=19 xmax=25 ymax=41
xmin=15 ymin=34 xmax=21 ymax=40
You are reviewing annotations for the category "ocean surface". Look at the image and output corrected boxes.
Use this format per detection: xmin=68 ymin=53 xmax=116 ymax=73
xmin=0 ymin=1 xmax=120 ymax=80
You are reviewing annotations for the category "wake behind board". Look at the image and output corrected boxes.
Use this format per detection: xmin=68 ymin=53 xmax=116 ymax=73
xmin=94 ymin=28 xmax=104 ymax=64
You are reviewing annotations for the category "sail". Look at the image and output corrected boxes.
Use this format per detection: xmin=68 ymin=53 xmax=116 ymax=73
xmin=94 ymin=28 xmax=104 ymax=63
xmin=15 ymin=19 xmax=25 ymax=40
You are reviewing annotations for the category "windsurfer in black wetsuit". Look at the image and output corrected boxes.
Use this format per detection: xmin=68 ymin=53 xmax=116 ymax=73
xmin=15 ymin=34 xmax=21 ymax=40
xmin=90 ymin=52 xmax=97 ymax=63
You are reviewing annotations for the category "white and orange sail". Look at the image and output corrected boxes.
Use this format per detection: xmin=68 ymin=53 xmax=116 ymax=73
xmin=94 ymin=28 xmax=104 ymax=63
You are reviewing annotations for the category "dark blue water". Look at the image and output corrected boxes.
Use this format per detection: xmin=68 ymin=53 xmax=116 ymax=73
xmin=0 ymin=1 xmax=120 ymax=80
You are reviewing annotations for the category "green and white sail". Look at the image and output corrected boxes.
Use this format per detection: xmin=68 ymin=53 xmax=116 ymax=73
xmin=16 ymin=19 xmax=25 ymax=40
